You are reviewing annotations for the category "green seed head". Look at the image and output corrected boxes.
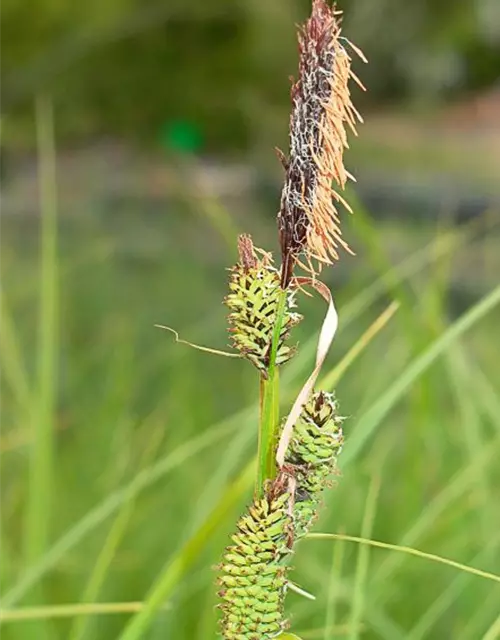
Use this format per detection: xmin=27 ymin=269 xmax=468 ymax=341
xmin=225 ymin=235 xmax=302 ymax=376
xmin=218 ymin=492 xmax=292 ymax=638
xmin=284 ymin=391 xmax=344 ymax=539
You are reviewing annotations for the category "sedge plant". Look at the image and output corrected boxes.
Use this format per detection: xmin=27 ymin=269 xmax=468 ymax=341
xmin=215 ymin=1 xmax=367 ymax=638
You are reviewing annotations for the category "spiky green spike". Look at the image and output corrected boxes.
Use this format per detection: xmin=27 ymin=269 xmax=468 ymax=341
xmin=218 ymin=493 xmax=292 ymax=639
xmin=225 ymin=235 xmax=302 ymax=376
xmin=217 ymin=392 xmax=345 ymax=638
xmin=284 ymin=391 xmax=344 ymax=539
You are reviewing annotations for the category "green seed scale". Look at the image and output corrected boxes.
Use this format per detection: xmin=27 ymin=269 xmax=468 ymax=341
xmin=225 ymin=262 xmax=301 ymax=375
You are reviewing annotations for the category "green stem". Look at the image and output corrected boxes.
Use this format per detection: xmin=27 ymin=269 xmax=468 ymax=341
xmin=25 ymin=95 xmax=58 ymax=567
xmin=256 ymin=288 xmax=287 ymax=497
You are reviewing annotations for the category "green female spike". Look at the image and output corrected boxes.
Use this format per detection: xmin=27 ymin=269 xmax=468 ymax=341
xmin=218 ymin=492 xmax=292 ymax=639
xmin=225 ymin=235 xmax=301 ymax=376
xmin=283 ymin=391 xmax=344 ymax=540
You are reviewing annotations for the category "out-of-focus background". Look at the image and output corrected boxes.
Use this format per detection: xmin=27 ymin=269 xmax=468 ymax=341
xmin=1 ymin=0 xmax=500 ymax=638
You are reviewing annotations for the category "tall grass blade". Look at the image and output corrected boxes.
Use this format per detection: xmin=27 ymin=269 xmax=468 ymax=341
xmin=372 ymin=438 xmax=499 ymax=590
xmin=405 ymin=543 xmax=499 ymax=640
xmin=117 ymin=461 xmax=255 ymax=640
xmin=482 ymin=614 xmax=500 ymax=640
xmin=323 ymin=533 xmax=346 ymax=640
xmin=307 ymin=533 xmax=500 ymax=584
xmin=0 ymin=602 xmax=167 ymax=623
xmin=348 ymin=476 xmax=380 ymax=640
xmin=23 ymin=94 xmax=58 ymax=566
xmin=462 ymin=589 xmax=500 ymax=640
xmin=0 ymin=290 xmax=31 ymax=411
xmin=68 ymin=501 xmax=135 ymax=640
xmin=2 ymin=419 xmax=241 ymax=607
xmin=343 ymin=284 xmax=500 ymax=467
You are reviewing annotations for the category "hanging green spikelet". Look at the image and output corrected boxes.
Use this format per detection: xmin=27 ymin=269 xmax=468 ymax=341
xmin=283 ymin=391 xmax=344 ymax=540
xmin=225 ymin=235 xmax=302 ymax=376
xmin=217 ymin=492 xmax=292 ymax=639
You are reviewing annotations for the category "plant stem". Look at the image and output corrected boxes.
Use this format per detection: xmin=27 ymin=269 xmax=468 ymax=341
xmin=24 ymin=94 xmax=58 ymax=566
xmin=256 ymin=288 xmax=287 ymax=497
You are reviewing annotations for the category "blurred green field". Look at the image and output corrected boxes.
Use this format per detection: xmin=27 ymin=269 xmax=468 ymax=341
xmin=1 ymin=141 xmax=500 ymax=640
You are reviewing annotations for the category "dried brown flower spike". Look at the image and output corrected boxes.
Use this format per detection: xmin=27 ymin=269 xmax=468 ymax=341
xmin=278 ymin=0 xmax=366 ymax=287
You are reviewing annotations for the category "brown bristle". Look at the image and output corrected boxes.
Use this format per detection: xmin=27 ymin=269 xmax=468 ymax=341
xmin=278 ymin=0 xmax=366 ymax=286
xmin=237 ymin=234 xmax=258 ymax=271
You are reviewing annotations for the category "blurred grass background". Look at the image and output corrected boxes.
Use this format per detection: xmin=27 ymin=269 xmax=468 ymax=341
xmin=1 ymin=0 xmax=500 ymax=638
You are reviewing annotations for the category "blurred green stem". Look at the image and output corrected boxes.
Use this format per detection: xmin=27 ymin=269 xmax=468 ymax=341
xmin=20 ymin=92 xmax=58 ymax=640
xmin=256 ymin=288 xmax=287 ymax=497
xmin=24 ymin=94 xmax=58 ymax=565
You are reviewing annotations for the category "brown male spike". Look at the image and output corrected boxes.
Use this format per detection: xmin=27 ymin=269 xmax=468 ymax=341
xmin=278 ymin=0 xmax=366 ymax=287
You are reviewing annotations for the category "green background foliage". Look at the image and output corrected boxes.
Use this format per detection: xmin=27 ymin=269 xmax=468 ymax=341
xmin=2 ymin=170 xmax=500 ymax=637
xmin=1 ymin=1 xmax=500 ymax=638
xmin=2 ymin=0 xmax=499 ymax=147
